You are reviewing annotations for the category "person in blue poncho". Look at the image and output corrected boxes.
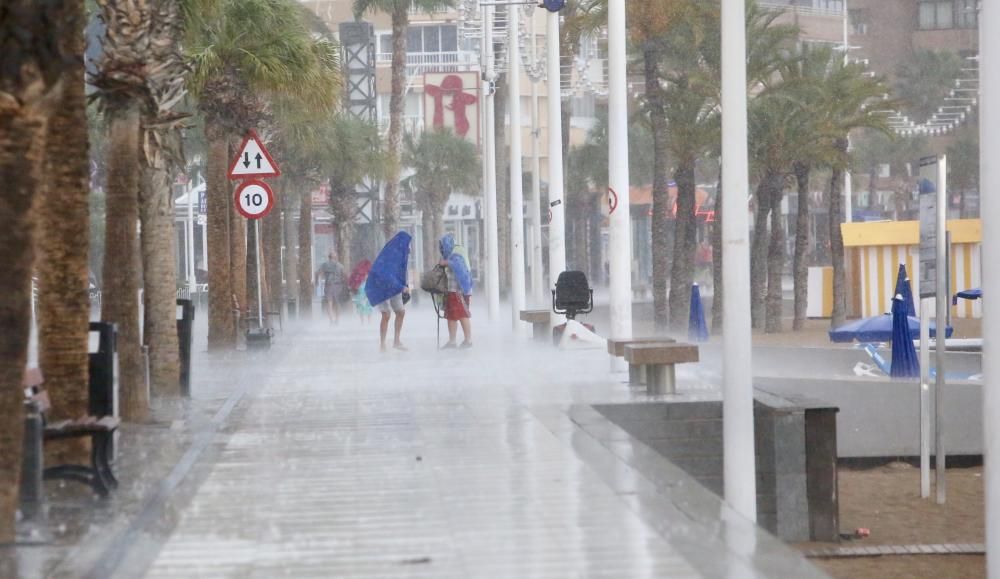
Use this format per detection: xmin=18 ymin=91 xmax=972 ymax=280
xmin=439 ymin=233 xmax=473 ymax=349
xmin=365 ymin=232 xmax=412 ymax=352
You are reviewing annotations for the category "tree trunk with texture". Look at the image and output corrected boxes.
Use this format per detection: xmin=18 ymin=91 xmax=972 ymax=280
xmin=383 ymin=5 xmax=408 ymax=238
xmin=206 ymin=127 xmax=233 ymax=350
xmin=711 ymin=175 xmax=723 ymax=333
xmin=0 ymin=105 xmax=46 ymax=544
xmin=751 ymin=171 xmax=779 ymax=329
xmin=645 ymin=46 xmax=670 ymax=331
xmin=229 ymin=187 xmax=247 ymax=322
xmin=103 ymin=106 xmax=147 ymax=421
xmin=589 ymin=200 xmax=603 ymax=286
xmin=765 ymin=185 xmax=786 ymax=334
xmin=668 ymin=163 xmax=698 ymax=331
xmin=283 ymin=193 xmax=299 ymax=313
xmin=140 ymin=165 xmax=181 ymax=396
xmin=829 ymin=138 xmax=848 ymax=328
xmin=298 ymin=190 xmax=314 ymax=318
xmin=792 ymin=162 xmax=811 ymax=331
xmin=494 ymin=71 xmax=510 ymax=294
xmin=262 ymin=199 xmax=283 ymax=327
xmin=37 ymin=32 xmax=91 ymax=462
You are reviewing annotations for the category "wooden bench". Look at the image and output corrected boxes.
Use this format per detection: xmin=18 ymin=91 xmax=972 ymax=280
xmin=607 ymin=337 xmax=676 ymax=385
xmin=519 ymin=309 xmax=551 ymax=342
xmin=23 ymin=369 xmax=120 ymax=497
xmin=623 ymin=342 xmax=699 ymax=395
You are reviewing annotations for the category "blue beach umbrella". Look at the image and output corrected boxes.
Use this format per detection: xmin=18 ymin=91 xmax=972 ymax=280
xmin=890 ymin=294 xmax=920 ymax=378
xmin=893 ymin=264 xmax=916 ymax=317
xmin=828 ymin=313 xmax=952 ymax=343
xmin=365 ymin=231 xmax=411 ymax=307
xmin=688 ymin=283 xmax=708 ymax=343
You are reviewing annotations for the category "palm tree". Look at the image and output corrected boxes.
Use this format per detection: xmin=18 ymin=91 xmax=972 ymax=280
xmin=403 ymin=130 xmax=481 ymax=268
xmin=0 ymin=0 xmax=70 ymax=544
xmin=353 ymin=0 xmax=459 ymax=240
xmin=36 ymin=0 xmax=91 ymax=460
xmin=90 ymin=0 xmax=155 ymax=420
xmin=326 ymin=116 xmax=385 ymax=267
xmin=186 ymin=0 xmax=341 ymax=347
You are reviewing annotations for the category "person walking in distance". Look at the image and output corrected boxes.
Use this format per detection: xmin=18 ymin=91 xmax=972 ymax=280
xmin=314 ymin=250 xmax=347 ymax=325
xmin=365 ymin=232 xmax=413 ymax=352
xmin=439 ymin=233 xmax=473 ymax=349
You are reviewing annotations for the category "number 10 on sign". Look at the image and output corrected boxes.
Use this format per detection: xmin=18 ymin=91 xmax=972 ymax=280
xmin=234 ymin=180 xmax=275 ymax=219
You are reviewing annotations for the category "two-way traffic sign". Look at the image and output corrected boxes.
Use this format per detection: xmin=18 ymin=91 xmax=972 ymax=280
xmin=228 ymin=129 xmax=280 ymax=179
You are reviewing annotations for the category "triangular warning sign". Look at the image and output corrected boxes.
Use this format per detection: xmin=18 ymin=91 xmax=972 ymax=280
xmin=228 ymin=129 xmax=280 ymax=179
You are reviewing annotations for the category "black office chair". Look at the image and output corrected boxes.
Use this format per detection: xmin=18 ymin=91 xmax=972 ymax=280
xmin=552 ymin=271 xmax=594 ymax=321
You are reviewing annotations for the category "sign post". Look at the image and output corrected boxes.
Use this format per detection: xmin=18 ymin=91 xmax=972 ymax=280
xmin=228 ymin=131 xmax=280 ymax=335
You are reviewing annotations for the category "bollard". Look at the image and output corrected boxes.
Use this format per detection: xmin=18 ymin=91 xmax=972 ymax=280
xmin=20 ymin=400 xmax=44 ymax=520
xmin=176 ymin=298 xmax=195 ymax=396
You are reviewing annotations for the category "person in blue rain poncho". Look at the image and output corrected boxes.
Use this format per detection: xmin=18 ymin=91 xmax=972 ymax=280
xmin=365 ymin=232 xmax=412 ymax=352
xmin=439 ymin=233 xmax=473 ymax=349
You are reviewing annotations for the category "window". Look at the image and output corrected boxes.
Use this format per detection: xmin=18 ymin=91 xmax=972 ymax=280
xmin=379 ymin=34 xmax=392 ymax=56
xmin=815 ymin=0 xmax=843 ymax=12
xmin=404 ymin=25 xmax=459 ymax=54
xmin=849 ymin=9 xmax=868 ymax=35
xmin=956 ymin=0 xmax=977 ymax=28
xmin=919 ymin=1 xmax=953 ymax=29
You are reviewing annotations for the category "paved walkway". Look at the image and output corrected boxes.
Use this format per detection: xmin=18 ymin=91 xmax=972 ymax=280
xmin=137 ymin=308 xmax=826 ymax=578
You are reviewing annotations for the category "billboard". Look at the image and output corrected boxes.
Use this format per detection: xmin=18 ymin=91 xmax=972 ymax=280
xmin=423 ymin=72 xmax=481 ymax=147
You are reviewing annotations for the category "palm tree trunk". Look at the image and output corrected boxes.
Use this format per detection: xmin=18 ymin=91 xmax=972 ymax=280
xmin=140 ymin=165 xmax=181 ymax=396
xmin=589 ymin=199 xmax=603 ymax=286
xmin=262 ymin=197 xmax=283 ymax=326
xmin=765 ymin=185 xmax=786 ymax=334
xmin=668 ymin=162 xmax=698 ymax=330
xmin=645 ymin=45 xmax=670 ymax=331
xmin=829 ymin=138 xmax=848 ymax=328
xmin=751 ymin=171 xmax=778 ymax=329
xmin=0 ymin=103 xmax=46 ymax=543
xmin=103 ymin=105 xmax=147 ymax=421
xmin=230 ymin=188 xmax=247 ymax=323
xmin=298 ymin=189 xmax=314 ymax=318
xmin=206 ymin=126 xmax=234 ymax=350
xmin=283 ymin=193 xmax=299 ymax=315
xmin=37 ymin=32 xmax=91 ymax=462
xmin=494 ymin=70 xmax=510 ymax=294
xmin=421 ymin=206 xmax=435 ymax=271
xmin=711 ymin=175 xmax=723 ymax=333
xmin=383 ymin=4 xmax=408 ymax=238
xmin=792 ymin=161 xmax=811 ymax=330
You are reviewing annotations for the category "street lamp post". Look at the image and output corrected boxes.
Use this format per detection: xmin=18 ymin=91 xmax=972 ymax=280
xmin=483 ymin=3 xmax=501 ymax=321
xmin=721 ymin=0 xmax=757 ymax=522
xmin=508 ymin=5 xmax=527 ymax=333
xmin=546 ymin=5 xmax=566 ymax=324
xmin=607 ymin=0 xmax=632 ymax=352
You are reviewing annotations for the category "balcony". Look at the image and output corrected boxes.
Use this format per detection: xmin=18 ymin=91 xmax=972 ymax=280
xmin=759 ymin=1 xmax=844 ymax=18
xmin=375 ymin=51 xmax=477 ymax=75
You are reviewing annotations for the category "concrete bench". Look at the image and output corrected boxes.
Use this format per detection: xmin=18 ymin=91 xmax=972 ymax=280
xmin=624 ymin=342 xmax=699 ymax=395
xmin=607 ymin=337 xmax=676 ymax=384
xmin=519 ymin=309 xmax=551 ymax=342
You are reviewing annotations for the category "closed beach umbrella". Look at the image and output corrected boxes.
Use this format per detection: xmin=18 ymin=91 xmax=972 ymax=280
xmin=893 ymin=264 xmax=916 ymax=317
xmin=688 ymin=283 xmax=708 ymax=343
xmin=890 ymin=294 xmax=920 ymax=378
xmin=365 ymin=232 xmax=411 ymax=306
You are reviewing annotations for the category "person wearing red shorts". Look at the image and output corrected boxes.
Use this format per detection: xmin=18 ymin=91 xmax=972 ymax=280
xmin=439 ymin=233 xmax=472 ymax=349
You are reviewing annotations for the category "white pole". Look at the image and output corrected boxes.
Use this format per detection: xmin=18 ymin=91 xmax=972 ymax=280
xmin=607 ymin=0 xmax=632 ymax=350
xmin=920 ymin=296 xmax=931 ymax=498
xmin=979 ymin=1 xmax=1000 ymax=570
xmin=529 ymin=25 xmax=544 ymax=305
xmin=935 ymin=154 xmax=948 ymax=504
xmin=843 ymin=0 xmax=853 ymax=224
xmin=484 ymin=4 xmax=501 ymax=321
xmin=546 ymin=6 xmax=566 ymax=322
xmin=508 ymin=6 xmax=527 ymax=334
xmin=721 ymin=0 xmax=757 ymax=522
xmin=187 ymin=180 xmax=196 ymax=293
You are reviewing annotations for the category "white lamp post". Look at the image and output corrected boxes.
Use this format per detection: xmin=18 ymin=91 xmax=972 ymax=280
xmin=546 ymin=6 xmax=566 ymax=321
xmin=508 ymin=5 xmax=527 ymax=333
xmin=607 ymin=0 xmax=632 ymax=350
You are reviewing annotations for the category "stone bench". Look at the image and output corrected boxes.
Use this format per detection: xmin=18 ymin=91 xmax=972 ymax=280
xmin=624 ymin=342 xmax=699 ymax=395
xmin=519 ymin=309 xmax=551 ymax=342
xmin=607 ymin=337 xmax=676 ymax=384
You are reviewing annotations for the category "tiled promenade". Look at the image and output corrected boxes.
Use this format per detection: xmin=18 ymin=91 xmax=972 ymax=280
xmin=138 ymin=309 xmax=826 ymax=578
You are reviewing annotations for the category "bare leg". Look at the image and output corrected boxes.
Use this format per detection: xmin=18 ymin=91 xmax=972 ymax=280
xmin=331 ymin=299 xmax=340 ymax=324
xmin=446 ymin=320 xmax=458 ymax=345
xmin=459 ymin=318 xmax=472 ymax=345
xmin=379 ymin=312 xmax=390 ymax=352
xmin=393 ymin=311 xmax=406 ymax=349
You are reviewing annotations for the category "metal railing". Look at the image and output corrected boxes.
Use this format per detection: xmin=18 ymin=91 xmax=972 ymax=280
xmin=759 ymin=1 xmax=844 ymax=18
xmin=375 ymin=51 xmax=475 ymax=74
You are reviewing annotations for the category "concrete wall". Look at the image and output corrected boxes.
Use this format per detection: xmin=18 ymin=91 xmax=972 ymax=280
xmin=757 ymin=377 xmax=983 ymax=458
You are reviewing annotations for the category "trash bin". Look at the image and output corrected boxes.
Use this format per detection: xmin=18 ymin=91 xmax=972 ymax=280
xmin=176 ymin=298 xmax=195 ymax=397
xmin=88 ymin=322 xmax=117 ymax=417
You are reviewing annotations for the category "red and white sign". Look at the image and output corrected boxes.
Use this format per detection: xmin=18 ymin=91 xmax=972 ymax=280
xmin=234 ymin=180 xmax=275 ymax=219
xmin=228 ymin=129 xmax=280 ymax=179
xmin=423 ymin=72 xmax=480 ymax=147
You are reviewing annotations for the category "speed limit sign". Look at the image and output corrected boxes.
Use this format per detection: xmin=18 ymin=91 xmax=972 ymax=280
xmin=234 ymin=180 xmax=275 ymax=219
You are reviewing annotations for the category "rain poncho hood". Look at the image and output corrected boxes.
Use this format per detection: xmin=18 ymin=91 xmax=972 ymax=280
xmin=365 ymin=232 xmax=411 ymax=306
xmin=440 ymin=233 xmax=473 ymax=295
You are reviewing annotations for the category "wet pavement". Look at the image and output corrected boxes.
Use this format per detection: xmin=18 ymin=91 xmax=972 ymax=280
xmin=10 ymin=301 xmax=828 ymax=578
